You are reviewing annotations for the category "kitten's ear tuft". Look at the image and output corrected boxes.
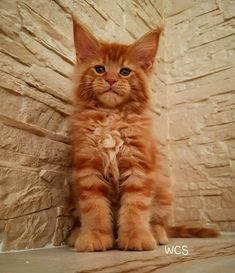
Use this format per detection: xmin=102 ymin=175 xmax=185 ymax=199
xmin=72 ymin=16 xmax=100 ymax=63
xmin=128 ymin=27 xmax=163 ymax=71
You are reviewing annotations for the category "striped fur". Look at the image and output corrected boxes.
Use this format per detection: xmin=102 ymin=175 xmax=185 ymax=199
xmin=68 ymin=19 xmax=219 ymax=252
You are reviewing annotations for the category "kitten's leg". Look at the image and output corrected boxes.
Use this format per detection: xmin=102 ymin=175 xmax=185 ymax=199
xmin=74 ymin=171 xmax=114 ymax=252
xmin=151 ymin=184 xmax=172 ymax=245
xmin=117 ymin=173 xmax=156 ymax=251
xmin=152 ymin=224 xmax=169 ymax=245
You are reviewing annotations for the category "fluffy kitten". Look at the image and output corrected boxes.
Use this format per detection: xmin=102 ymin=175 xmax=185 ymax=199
xmin=68 ymin=18 xmax=219 ymax=252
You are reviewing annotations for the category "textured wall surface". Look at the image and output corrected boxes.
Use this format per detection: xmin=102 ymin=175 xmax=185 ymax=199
xmin=161 ymin=0 xmax=235 ymax=231
xmin=0 ymin=0 xmax=163 ymax=251
xmin=0 ymin=0 xmax=234 ymax=251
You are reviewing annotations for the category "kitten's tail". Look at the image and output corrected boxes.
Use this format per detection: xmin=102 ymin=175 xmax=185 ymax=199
xmin=167 ymin=225 xmax=220 ymax=238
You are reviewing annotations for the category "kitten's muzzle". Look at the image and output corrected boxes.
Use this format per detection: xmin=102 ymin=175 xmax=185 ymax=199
xmin=106 ymin=78 xmax=117 ymax=86
xmin=103 ymin=85 xmax=119 ymax=94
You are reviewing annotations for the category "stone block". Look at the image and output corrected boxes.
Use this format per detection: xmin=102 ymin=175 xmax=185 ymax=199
xmin=0 ymin=52 xmax=28 ymax=78
xmin=196 ymin=142 xmax=230 ymax=168
xmin=0 ymin=33 xmax=39 ymax=66
xmin=208 ymin=176 xmax=234 ymax=188
xmin=52 ymin=216 xmax=74 ymax=246
xmin=55 ymin=0 xmax=110 ymax=41
xmin=164 ymin=0 xmax=194 ymax=17
xmin=221 ymin=188 xmax=235 ymax=208
xmin=170 ymin=141 xmax=199 ymax=165
xmin=0 ymin=1 xmax=21 ymax=40
xmin=205 ymin=110 xmax=235 ymax=127
xmin=0 ymin=148 xmax=40 ymax=168
xmin=2 ymin=208 xmax=57 ymax=251
xmin=20 ymin=32 xmax=73 ymax=78
xmin=190 ymin=15 xmax=235 ymax=48
xmin=0 ymin=167 xmax=52 ymax=219
xmin=171 ymin=163 xmax=208 ymax=191
xmin=0 ymin=124 xmax=72 ymax=166
xmin=217 ymin=0 xmax=235 ymax=19
xmin=17 ymin=1 xmax=74 ymax=62
xmin=25 ymin=64 xmax=73 ymax=103
xmin=175 ymin=196 xmax=203 ymax=209
xmin=218 ymin=221 xmax=235 ymax=232
xmin=169 ymin=108 xmax=203 ymax=140
xmin=228 ymin=141 xmax=235 ymax=160
xmin=0 ymin=71 xmax=73 ymax=116
xmin=39 ymin=169 xmax=72 ymax=207
xmin=154 ymin=112 xmax=168 ymax=145
xmin=189 ymin=123 xmax=235 ymax=145
xmin=204 ymin=196 xmax=222 ymax=209
xmin=0 ymin=220 xmax=6 ymax=245
xmin=169 ymin=77 xmax=235 ymax=106
xmin=174 ymin=208 xmax=201 ymax=223
xmin=0 ymin=89 xmax=69 ymax=134
xmin=207 ymin=208 xmax=235 ymax=221
xmin=204 ymin=165 xmax=231 ymax=177
xmin=20 ymin=0 xmax=72 ymax=39
xmin=200 ymin=189 xmax=222 ymax=196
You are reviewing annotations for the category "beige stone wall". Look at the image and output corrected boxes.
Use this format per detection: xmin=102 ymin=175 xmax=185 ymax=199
xmin=0 ymin=0 xmax=234 ymax=251
xmin=162 ymin=0 xmax=235 ymax=231
xmin=0 ymin=0 xmax=163 ymax=251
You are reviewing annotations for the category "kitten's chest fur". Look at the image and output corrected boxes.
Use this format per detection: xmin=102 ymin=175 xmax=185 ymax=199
xmin=74 ymin=109 xmax=152 ymax=185
xmin=92 ymin=114 xmax=127 ymax=184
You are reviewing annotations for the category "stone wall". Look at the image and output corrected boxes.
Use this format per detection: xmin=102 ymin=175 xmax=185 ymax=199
xmin=162 ymin=0 xmax=235 ymax=231
xmin=0 ymin=0 xmax=234 ymax=251
xmin=0 ymin=0 xmax=163 ymax=251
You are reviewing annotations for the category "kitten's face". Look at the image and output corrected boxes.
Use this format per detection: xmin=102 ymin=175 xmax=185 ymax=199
xmin=89 ymin=61 xmax=131 ymax=108
xmin=73 ymin=18 xmax=162 ymax=109
xmin=81 ymin=46 xmax=146 ymax=108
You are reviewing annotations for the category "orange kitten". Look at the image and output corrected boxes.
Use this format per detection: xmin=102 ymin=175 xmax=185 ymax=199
xmin=68 ymin=18 xmax=219 ymax=252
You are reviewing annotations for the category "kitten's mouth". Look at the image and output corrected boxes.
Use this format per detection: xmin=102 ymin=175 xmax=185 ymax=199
xmin=103 ymin=87 xmax=119 ymax=95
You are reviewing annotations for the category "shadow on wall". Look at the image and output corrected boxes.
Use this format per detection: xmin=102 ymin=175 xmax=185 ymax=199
xmin=0 ymin=0 xmax=235 ymax=251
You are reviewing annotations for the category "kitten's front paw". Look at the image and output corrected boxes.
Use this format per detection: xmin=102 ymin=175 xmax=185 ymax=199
xmin=74 ymin=230 xmax=114 ymax=252
xmin=118 ymin=228 xmax=156 ymax=251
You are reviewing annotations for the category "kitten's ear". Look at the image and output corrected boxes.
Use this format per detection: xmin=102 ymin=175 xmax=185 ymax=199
xmin=128 ymin=27 xmax=163 ymax=71
xmin=72 ymin=17 xmax=100 ymax=63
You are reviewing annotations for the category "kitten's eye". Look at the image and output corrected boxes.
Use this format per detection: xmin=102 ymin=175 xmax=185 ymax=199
xmin=120 ymin=67 xmax=131 ymax=76
xmin=95 ymin=65 xmax=105 ymax=74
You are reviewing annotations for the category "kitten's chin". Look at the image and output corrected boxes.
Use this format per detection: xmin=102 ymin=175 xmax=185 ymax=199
xmin=97 ymin=92 xmax=124 ymax=108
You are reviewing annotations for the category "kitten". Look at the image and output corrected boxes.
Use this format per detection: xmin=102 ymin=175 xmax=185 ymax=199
xmin=68 ymin=17 xmax=219 ymax=252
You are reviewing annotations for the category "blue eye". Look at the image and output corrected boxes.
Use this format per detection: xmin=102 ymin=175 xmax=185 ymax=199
xmin=95 ymin=65 xmax=105 ymax=74
xmin=120 ymin=67 xmax=131 ymax=76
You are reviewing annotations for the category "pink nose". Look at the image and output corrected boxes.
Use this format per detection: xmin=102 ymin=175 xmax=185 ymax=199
xmin=106 ymin=78 xmax=117 ymax=86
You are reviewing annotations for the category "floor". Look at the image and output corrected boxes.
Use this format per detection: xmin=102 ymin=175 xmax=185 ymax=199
xmin=0 ymin=234 xmax=235 ymax=273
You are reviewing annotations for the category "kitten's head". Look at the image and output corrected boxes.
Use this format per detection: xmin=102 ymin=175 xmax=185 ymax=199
xmin=73 ymin=18 xmax=162 ymax=110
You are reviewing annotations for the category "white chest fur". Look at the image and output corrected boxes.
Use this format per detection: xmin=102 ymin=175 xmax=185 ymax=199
xmin=93 ymin=115 xmax=124 ymax=184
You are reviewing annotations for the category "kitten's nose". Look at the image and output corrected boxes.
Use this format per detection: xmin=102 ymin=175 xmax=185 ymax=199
xmin=106 ymin=78 xmax=117 ymax=86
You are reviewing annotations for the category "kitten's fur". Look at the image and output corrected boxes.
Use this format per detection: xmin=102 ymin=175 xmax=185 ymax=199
xmin=68 ymin=18 xmax=219 ymax=252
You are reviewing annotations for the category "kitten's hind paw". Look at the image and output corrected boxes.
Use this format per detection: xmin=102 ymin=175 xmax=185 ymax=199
xmin=152 ymin=224 xmax=169 ymax=245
